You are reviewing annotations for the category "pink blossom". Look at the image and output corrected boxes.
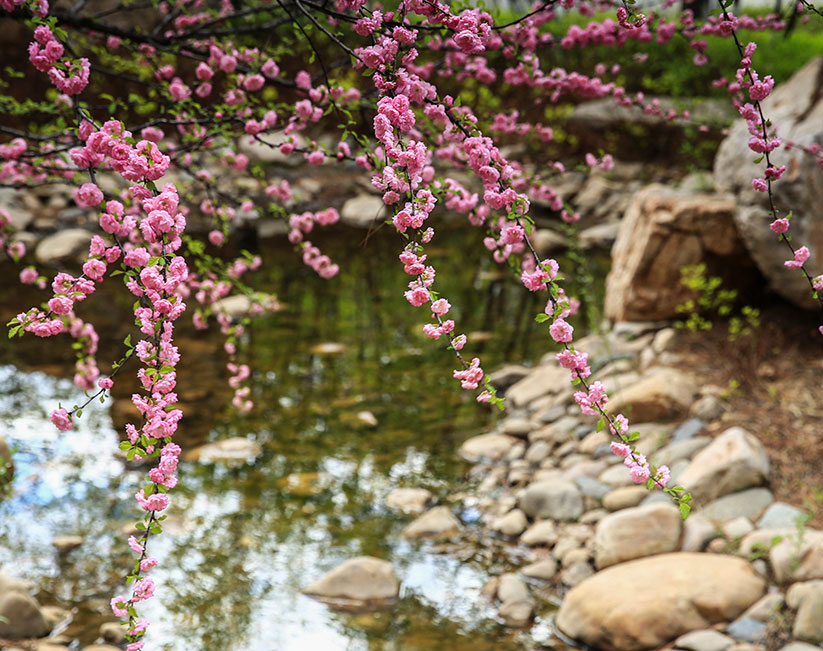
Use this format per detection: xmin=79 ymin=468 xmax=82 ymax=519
xmin=769 ymin=218 xmax=789 ymax=234
xmin=549 ymin=318 xmax=573 ymax=343
xmin=50 ymin=408 xmax=73 ymax=431
xmin=784 ymin=246 xmax=810 ymax=269
xmin=74 ymin=182 xmax=103 ymax=207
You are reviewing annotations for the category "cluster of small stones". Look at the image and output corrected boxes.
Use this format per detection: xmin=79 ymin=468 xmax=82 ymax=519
xmin=387 ymin=322 xmax=823 ymax=651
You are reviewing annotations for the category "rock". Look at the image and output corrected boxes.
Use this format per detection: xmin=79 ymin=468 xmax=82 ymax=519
xmin=497 ymin=574 xmax=530 ymax=603
xmin=385 ymin=488 xmax=432 ymax=513
xmin=212 ymin=293 xmax=277 ymax=318
xmin=563 ymin=548 xmax=592 ymax=567
xmin=606 ymin=368 xmax=698 ymax=423
xmin=580 ymin=221 xmax=621 ymax=248
xmin=739 ymin=529 xmax=823 ymax=583
xmin=576 ymin=476 xmax=612 ymax=500
xmin=598 ymin=464 xmax=636 ymax=488
xmin=309 ymin=342 xmax=347 ymax=355
xmin=459 ymin=433 xmax=515 ymax=462
xmin=100 ymin=621 xmax=126 ymax=644
xmin=757 ymin=502 xmax=808 ymax=529
xmin=83 ymin=646 xmax=121 ymax=651
xmin=0 ymin=591 xmax=51 ymax=639
xmin=532 ymin=228 xmax=566 ymax=255
xmin=340 ymin=194 xmax=386 ymax=228
xmin=491 ymin=509 xmax=528 ymax=537
xmin=52 ymin=535 xmax=84 ymax=553
xmin=675 ymin=629 xmax=735 ymax=651
xmin=521 ymin=558 xmax=558 ymax=581
xmin=185 ymin=438 xmax=262 ymax=463
xmin=605 ymin=185 xmax=754 ymax=322
xmin=594 ymin=503 xmax=682 ymax=569
xmin=713 ymin=57 xmax=823 ymax=307
xmin=498 ymin=598 xmax=534 ymax=627
xmin=488 ymin=364 xmax=530 ymax=390
xmin=556 ymin=553 xmax=766 ymax=651
xmin=518 ymin=479 xmax=583 ymax=521
xmin=501 ymin=417 xmax=534 ymax=438
xmin=525 ymin=440 xmax=552 ymax=463
xmin=506 ymin=364 xmax=570 ymax=408
xmin=302 ymin=557 xmax=399 ymax=607
xmin=677 ymin=428 xmax=770 ymax=505
xmin=561 ymin=561 xmax=595 ymax=587
xmin=700 ymin=488 xmax=774 ymax=525
xmin=722 ymin=517 xmax=754 ymax=540
xmin=402 ymin=506 xmax=462 ymax=540
xmin=787 ymin=580 xmax=823 ymax=609
xmin=778 ymin=644 xmax=823 ymax=651
xmin=692 ymin=395 xmax=726 ymax=422
xmin=653 ymin=437 xmax=712 ymax=467
xmin=39 ymin=606 xmax=69 ymax=628
xmin=35 ymin=228 xmax=92 ymax=264
xmin=792 ymin=583 xmax=823 ymax=643
xmin=681 ymin=513 xmax=719 ymax=553
xmin=672 ymin=418 xmax=706 ymax=442
xmin=275 ymin=472 xmax=331 ymax=497
xmin=603 ymin=485 xmax=649 ymax=511
xmin=356 ymin=411 xmax=378 ymax=427
xmin=742 ymin=593 xmax=784 ymax=622
xmin=520 ymin=520 xmax=558 ymax=547
xmin=725 ymin=617 xmax=767 ymax=643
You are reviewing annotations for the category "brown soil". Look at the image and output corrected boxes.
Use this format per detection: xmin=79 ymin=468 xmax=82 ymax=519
xmin=673 ymin=302 xmax=823 ymax=528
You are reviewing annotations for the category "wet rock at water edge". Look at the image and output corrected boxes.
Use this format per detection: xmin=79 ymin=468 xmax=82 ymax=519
xmin=52 ymin=535 xmax=85 ymax=554
xmin=302 ymin=557 xmax=400 ymax=609
xmin=491 ymin=509 xmax=528 ymax=537
xmin=402 ymin=506 xmax=462 ymax=540
xmin=185 ymin=437 xmax=262 ymax=464
xmin=459 ymin=433 xmax=515 ymax=462
xmin=385 ymin=488 xmax=432 ymax=513
xmin=0 ymin=591 xmax=51 ymax=639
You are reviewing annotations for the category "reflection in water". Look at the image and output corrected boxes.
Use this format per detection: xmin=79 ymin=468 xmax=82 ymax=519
xmin=0 ymin=225 xmax=602 ymax=649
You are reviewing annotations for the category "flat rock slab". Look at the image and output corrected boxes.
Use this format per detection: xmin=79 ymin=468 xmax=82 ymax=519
xmin=302 ymin=556 xmax=399 ymax=608
xmin=556 ymin=553 xmax=766 ymax=651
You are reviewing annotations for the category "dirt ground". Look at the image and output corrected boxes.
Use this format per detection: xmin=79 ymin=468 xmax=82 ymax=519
xmin=674 ymin=302 xmax=823 ymax=528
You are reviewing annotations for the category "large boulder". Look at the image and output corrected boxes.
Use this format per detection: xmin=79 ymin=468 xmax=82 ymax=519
xmin=302 ymin=557 xmax=399 ymax=606
xmin=593 ymin=503 xmax=683 ymax=569
xmin=606 ymin=368 xmax=698 ymax=423
xmin=556 ymin=553 xmax=766 ymax=651
xmin=605 ymin=185 xmax=755 ymax=322
xmin=713 ymin=57 xmax=823 ymax=308
xmin=677 ymin=427 xmax=769 ymax=505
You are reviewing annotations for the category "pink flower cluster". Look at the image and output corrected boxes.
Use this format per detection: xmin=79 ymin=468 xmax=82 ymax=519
xmin=27 ymin=25 xmax=89 ymax=95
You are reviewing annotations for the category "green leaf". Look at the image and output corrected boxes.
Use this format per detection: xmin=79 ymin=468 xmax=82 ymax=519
xmin=679 ymin=502 xmax=691 ymax=519
xmin=627 ymin=431 xmax=640 ymax=442
xmin=535 ymin=313 xmax=549 ymax=323
xmin=596 ymin=417 xmax=606 ymax=432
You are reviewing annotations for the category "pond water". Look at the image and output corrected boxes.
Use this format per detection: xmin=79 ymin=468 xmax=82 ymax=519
xmin=0 ymin=223 xmax=605 ymax=650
